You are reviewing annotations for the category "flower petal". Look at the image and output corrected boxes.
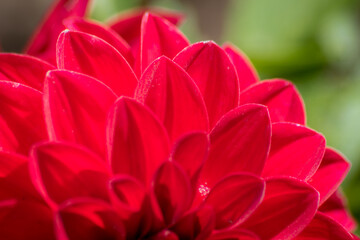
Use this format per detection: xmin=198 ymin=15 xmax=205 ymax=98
xmin=199 ymin=104 xmax=271 ymax=187
xmin=0 ymin=199 xmax=54 ymax=240
xmin=203 ymin=173 xmax=265 ymax=229
xmin=308 ymin=148 xmax=350 ymax=204
xmin=135 ymin=56 xmax=208 ymax=142
xmin=25 ymin=0 xmax=89 ymax=64
xmin=240 ymin=79 xmax=306 ymax=124
xmin=136 ymin=12 xmax=189 ymax=75
xmin=56 ymin=30 xmax=137 ymax=96
xmin=29 ymin=142 xmax=109 ymax=206
xmin=171 ymin=131 xmax=209 ymax=183
xmin=223 ymin=43 xmax=259 ymax=91
xmin=152 ymin=161 xmax=192 ymax=225
xmin=319 ymin=191 xmax=357 ymax=231
xmin=174 ymin=41 xmax=240 ymax=127
xmin=109 ymin=9 xmax=184 ymax=48
xmin=56 ymin=198 xmax=125 ymax=240
xmin=209 ymin=229 xmax=260 ymax=240
xmin=171 ymin=205 xmax=215 ymax=240
xmin=295 ymin=212 xmax=353 ymax=240
xmin=262 ymin=122 xmax=325 ymax=180
xmin=241 ymin=177 xmax=319 ymax=240
xmin=44 ymin=70 xmax=117 ymax=157
xmin=0 ymin=53 xmax=54 ymax=91
xmin=64 ymin=17 xmax=133 ymax=65
xmin=0 ymin=81 xmax=46 ymax=154
xmin=107 ymin=97 xmax=170 ymax=185
xmin=148 ymin=230 xmax=179 ymax=240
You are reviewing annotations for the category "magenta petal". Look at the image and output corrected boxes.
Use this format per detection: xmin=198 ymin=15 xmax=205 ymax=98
xmin=56 ymin=30 xmax=137 ymax=96
xmin=262 ymin=122 xmax=325 ymax=180
xmin=107 ymin=97 xmax=170 ymax=185
xmin=109 ymin=9 xmax=184 ymax=48
xmin=295 ymin=213 xmax=353 ymax=240
xmin=135 ymin=56 xmax=208 ymax=142
xmin=240 ymin=79 xmax=306 ymax=124
xmin=0 ymin=81 xmax=46 ymax=154
xmin=152 ymin=161 xmax=192 ymax=225
xmin=199 ymin=104 xmax=271 ymax=187
xmin=171 ymin=205 xmax=214 ymax=240
xmin=174 ymin=41 xmax=240 ymax=127
xmin=0 ymin=53 xmax=55 ymax=91
xmin=223 ymin=43 xmax=259 ymax=91
xmin=136 ymin=13 xmax=189 ymax=75
xmin=171 ymin=131 xmax=209 ymax=182
xmin=241 ymin=177 xmax=319 ymax=240
xmin=0 ymin=199 xmax=54 ymax=240
xmin=64 ymin=17 xmax=134 ymax=66
xmin=308 ymin=149 xmax=350 ymax=204
xmin=25 ymin=0 xmax=89 ymax=64
xmin=319 ymin=191 xmax=357 ymax=231
xmin=29 ymin=142 xmax=109 ymax=206
xmin=44 ymin=70 xmax=116 ymax=157
xmin=203 ymin=173 xmax=265 ymax=229
xmin=209 ymin=229 xmax=260 ymax=240
xmin=56 ymin=198 xmax=125 ymax=240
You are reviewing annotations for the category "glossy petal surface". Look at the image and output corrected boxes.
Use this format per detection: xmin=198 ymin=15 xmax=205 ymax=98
xmin=308 ymin=148 xmax=350 ymax=204
xmin=107 ymin=97 xmax=170 ymax=185
xmin=174 ymin=41 xmax=239 ymax=127
xmin=262 ymin=122 xmax=325 ymax=180
xmin=209 ymin=229 xmax=260 ymax=240
xmin=44 ymin=70 xmax=116 ymax=157
xmin=200 ymin=104 xmax=271 ymax=187
xmin=223 ymin=43 xmax=259 ymax=91
xmin=0 ymin=81 xmax=46 ymax=154
xmin=136 ymin=57 xmax=208 ymax=142
xmin=0 ymin=53 xmax=54 ymax=91
xmin=241 ymin=177 xmax=319 ymax=240
xmin=56 ymin=30 xmax=137 ymax=96
xmin=240 ymin=79 xmax=305 ymax=124
xmin=29 ymin=142 xmax=109 ymax=206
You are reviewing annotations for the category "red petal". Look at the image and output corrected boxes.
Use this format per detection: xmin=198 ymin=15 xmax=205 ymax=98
xmin=109 ymin=9 xmax=184 ymax=48
xmin=262 ymin=122 xmax=325 ymax=180
xmin=44 ymin=70 xmax=117 ymax=157
xmin=199 ymin=104 xmax=271 ymax=187
xmin=0 ymin=81 xmax=46 ymax=154
xmin=223 ymin=43 xmax=259 ymax=91
xmin=203 ymin=174 xmax=265 ymax=229
xmin=240 ymin=79 xmax=306 ymax=124
xmin=0 ymin=152 xmax=39 ymax=200
xmin=25 ymin=0 xmax=89 ymax=64
xmin=152 ymin=161 xmax=192 ymax=225
xmin=295 ymin=212 xmax=353 ymax=240
xmin=56 ymin=198 xmax=125 ymax=240
xmin=135 ymin=56 xmax=208 ymax=142
xmin=241 ymin=177 xmax=319 ymax=240
xmin=171 ymin=205 xmax=215 ymax=240
xmin=56 ymin=30 xmax=137 ymax=96
xmin=209 ymin=229 xmax=260 ymax=240
xmin=0 ymin=53 xmax=54 ymax=91
xmin=107 ymin=97 xmax=170 ymax=185
xmin=308 ymin=149 xmax=350 ymax=204
xmin=29 ymin=142 xmax=109 ymax=206
xmin=148 ymin=230 xmax=179 ymax=240
xmin=136 ymin=13 xmax=189 ymax=75
xmin=0 ymin=199 xmax=54 ymax=240
xmin=171 ymin=131 xmax=209 ymax=183
xmin=64 ymin=17 xmax=133 ymax=66
xmin=174 ymin=41 xmax=240 ymax=127
xmin=319 ymin=191 xmax=357 ymax=231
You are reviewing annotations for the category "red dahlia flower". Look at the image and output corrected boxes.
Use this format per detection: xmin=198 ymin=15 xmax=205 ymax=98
xmin=0 ymin=0 xmax=357 ymax=239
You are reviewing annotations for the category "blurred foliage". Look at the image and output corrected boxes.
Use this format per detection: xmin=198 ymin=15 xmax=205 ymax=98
xmin=91 ymin=0 xmax=360 ymax=229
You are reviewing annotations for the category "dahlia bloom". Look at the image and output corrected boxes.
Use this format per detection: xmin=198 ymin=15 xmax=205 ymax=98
xmin=0 ymin=0 xmax=357 ymax=239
